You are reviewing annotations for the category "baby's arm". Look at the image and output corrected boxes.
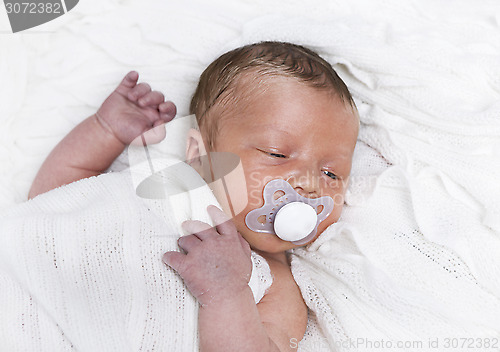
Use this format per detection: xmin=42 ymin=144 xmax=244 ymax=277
xmin=28 ymin=71 xmax=176 ymax=199
xmin=163 ymin=206 xmax=307 ymax=351
xmin=198 ymin=252 xmax=307 ymax=351
xmin=253 ymin=255 xmax=308 ymax=350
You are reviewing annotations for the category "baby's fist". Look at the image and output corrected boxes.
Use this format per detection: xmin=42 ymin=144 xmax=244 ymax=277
xmin=163 ymin=206 xmax=253 ymax=306
xmin=96 ymin=71 xmax=177 ymax=145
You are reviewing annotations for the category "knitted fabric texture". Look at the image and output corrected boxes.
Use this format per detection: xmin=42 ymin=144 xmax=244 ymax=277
xmin=0 ymin=169 xmax=272 ymax=351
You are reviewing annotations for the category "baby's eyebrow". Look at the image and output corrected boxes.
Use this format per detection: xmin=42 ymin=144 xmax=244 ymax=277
xmin=322 ymin=146 xmax=355 ymax=166
xmin=327 ymin=148 xmax=352 ymax=159
xmin=246 ymin=124 xmax=292 ymax=136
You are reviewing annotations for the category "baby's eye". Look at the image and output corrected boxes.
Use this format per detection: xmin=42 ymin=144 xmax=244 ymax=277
xmin=323 ymin=170 xmax=337 ymax=179
xmin=269 ymin=152 xmax=286 ymax=158
xmin=258 ymin=149 xmax=287 ymax=158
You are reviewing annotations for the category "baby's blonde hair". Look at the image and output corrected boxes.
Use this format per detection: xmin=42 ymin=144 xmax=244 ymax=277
xmin=190 ymin=41 xmax=356 ymax=149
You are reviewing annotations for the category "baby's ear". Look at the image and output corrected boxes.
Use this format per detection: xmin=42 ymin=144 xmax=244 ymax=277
xmin=185 ymin=128 xmax=210 ymax=180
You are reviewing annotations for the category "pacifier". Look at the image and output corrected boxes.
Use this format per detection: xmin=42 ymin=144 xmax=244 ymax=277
xmin=245 ymin=179 xmax=334 ymax=245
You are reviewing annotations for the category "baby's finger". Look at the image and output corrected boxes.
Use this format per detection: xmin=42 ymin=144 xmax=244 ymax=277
xmin=130 ymin=124 xmax=166 ymax=146
xmin=207 ymin=205 xmax=237 ymax=237
xmin=127 ymin=82 xmax=151 ymax=102
xmin=120 ymin=71 xmax=139 ymax=88
xmin=181 ymin=220 xmax=217 ymax=240
xmin=237 ymin=232 xmax=252 ymax=257
xmin=138 ymin=91 xmax=165 ymax=108
xmin=114 ymin=71 xmax=139 ymax=96
xmin=162 ymin=251 xmax=186 ymax=275
xmin=177 ymin=234 xmax=201 ymax=253
xmin=159 ymin=101 xmax=177 ymax=122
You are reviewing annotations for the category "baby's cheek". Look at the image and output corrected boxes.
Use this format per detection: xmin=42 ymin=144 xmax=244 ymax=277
xmin=247 ymin=188 xmax=264 ymax=208
xmin=318 ymin=202 xmax=343 ymax=234
xmin=235 ymin=213 xmax=259 ymax=237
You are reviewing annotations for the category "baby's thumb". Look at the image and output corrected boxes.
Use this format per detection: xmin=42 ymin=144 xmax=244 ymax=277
xmin=162 ymin=251 xmax=185 ymax=274
xmin=237 ymin=232 xmax=252 ymax=258
xmin=131 ymin=124 xmax=166 ymax=146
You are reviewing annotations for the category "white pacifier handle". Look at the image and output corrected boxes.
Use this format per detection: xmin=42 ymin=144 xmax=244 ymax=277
xmin=273 ymin=202 xmax=318 ymax=242
xmin=244 ymin=179 xmax=334 ymax=245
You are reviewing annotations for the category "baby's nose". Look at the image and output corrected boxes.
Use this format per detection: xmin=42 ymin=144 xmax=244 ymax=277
xmin=286 ymin=171 xmax=321 ymax=198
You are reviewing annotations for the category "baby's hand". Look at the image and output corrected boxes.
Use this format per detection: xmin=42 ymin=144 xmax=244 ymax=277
xmin=96 ymin=71 xmax=177 ymax=146
xmin=163 ymin=206 xmax=253 ymax=306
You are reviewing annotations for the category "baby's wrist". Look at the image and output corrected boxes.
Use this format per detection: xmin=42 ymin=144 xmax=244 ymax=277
xmin=93 ymin=113 xmax=126 ymax=148
xmin=198 ymin=282 xmax=252 ymax=308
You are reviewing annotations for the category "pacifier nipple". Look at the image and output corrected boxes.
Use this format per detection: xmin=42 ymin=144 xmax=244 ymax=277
xmin=273 ymin=202 xmax=318 ymax=242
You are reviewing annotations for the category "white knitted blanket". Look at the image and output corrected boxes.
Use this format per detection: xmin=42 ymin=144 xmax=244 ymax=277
xmin=0 ymin=163 xmax=273 ymax=351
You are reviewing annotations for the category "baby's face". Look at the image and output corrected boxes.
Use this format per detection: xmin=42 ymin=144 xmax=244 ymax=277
xmin=203 ymin=77 xmax=358 ymax=253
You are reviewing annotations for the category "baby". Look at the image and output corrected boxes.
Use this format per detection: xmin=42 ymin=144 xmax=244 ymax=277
xmin=29 ymin=41 xmax=359 ymax=351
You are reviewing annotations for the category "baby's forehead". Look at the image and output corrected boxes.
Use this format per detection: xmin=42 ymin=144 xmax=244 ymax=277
xmin=229 ymin=73 xmax=316 ymax=107
xmin=225 ymin=78 xmax=356 ymax=128
xmin=209 ymin=73 xmax=358 ymax=149
xmin=231 ymin=73 xmax=353 ymax=114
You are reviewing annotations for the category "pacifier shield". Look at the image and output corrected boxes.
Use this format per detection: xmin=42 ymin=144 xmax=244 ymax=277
xmin=244 ymin=179 xmax=334 ymax=245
